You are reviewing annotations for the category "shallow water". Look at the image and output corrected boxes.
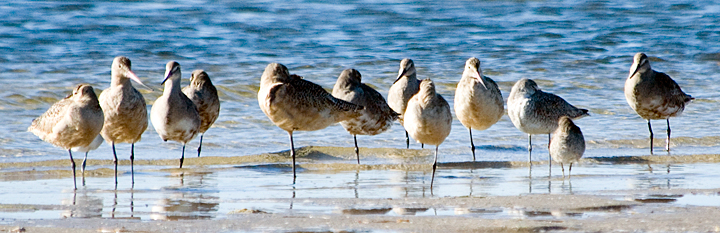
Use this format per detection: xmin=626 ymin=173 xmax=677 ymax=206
xmin=3 ymin=0 xmax=720 ymax=224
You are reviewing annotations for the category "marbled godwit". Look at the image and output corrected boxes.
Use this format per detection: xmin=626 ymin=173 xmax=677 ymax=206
xmin=387 ymin=58 xmax=420 ymax=149
xmin=454 ymin=57 xmax=504 ymax=161
xmin=99 ymin=56 xmax=152 ymax=185
xmin=332 ymin=68 xmax=399 ymax=164
xmin=403 ymin=79 xmax=452 ymax=189
xmin=549 ymin=116 xmax=585 ymax=178
xmin=151 ymin=61 xmax=201 ymax=169
xmin=624 ymin=52 xmax=693 ymax=153
xmin=28 ymin=84 xmax=105 ymax=189
xmin=507 ymin=78 xmax=589 ymax=165
xmin=258 ymin=63 xmax=363 ymax=182
xmin=182 ymin=70 xmax=220 ymax=158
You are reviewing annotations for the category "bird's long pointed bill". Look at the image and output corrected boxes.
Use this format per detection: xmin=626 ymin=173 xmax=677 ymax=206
xmin=393 ymin=69 xmax=407 ymax=84
xmin=161 ymin=71 xmax=172 ymax=86
xmin=473 ymin=70 xmax=487 ymax=88
xmin=127 ymin=70 xmax=155 ymax=91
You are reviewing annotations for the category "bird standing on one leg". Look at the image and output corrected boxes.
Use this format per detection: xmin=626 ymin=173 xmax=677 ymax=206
xmin=182 ymin=70 xmax=220 ymax=158
xmin=624 ymin=52 xmax=693 ymax=154
xmin=403 ymin=79 xmax=452 ymax=189
xmin=151 ymin=61 xmax=201 ymax=169
xmin=258 ymin=63 xmax=363 ymax=183
xmin=549 ymin=116 xmax=585 ymax=178
xmin=387 ymin=59 xmax=420 ymax=149
xmin=332 ymin=68 xmax=398 ymax=164
xmin=29 ymin=84 xmax=105 ymax=190
xmin=99 ymin=56 xmax=152 ymax=186
xmin=454 ymin=57 xmax=504 ymax=161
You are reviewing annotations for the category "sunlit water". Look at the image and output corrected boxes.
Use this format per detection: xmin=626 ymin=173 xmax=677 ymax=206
xmin=2 ymin=0 xmax=720 ymax=222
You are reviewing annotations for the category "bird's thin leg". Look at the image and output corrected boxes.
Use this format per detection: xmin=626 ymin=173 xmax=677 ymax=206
xmin=179 ymin=143 xmax=185 ymax=168
xmin=112 ymin=142 xmax=118 ymax=186
xmin=354 ymin=134 xmax=360 ymax=164
xmin=430 ymin=145 xmax=439 ymax=191
xmin=82 ymin=152 xmax=88 ymax=186
xmin=289 ymin=131 xmax=296 ymax=184
xmin=528 ymin=134 xmax=532 ymax=164
xmin=648 ymin=120 xmax=654 ymax=154
xmin=131 ymin=143 xmax=135 ymax=185
xmin=548 ymin=134 xmax=551 ymax=176
xmin=469 ymin=128 xmax=476 ymax=161
xmin=68 ymin=150 xmax=77 ymax=190
xmin=561 ymin=163 xmax=565 ymax=178
xmin=422 ymin=143 xmax=424 ymax=149
xmin=569 ymin=163 xmax=573 ymax=178
xmin=197 ymin=134 xmax=204 ymax=157
xmin=666 ymin=118 xmax=671 ymax=151
xmin=405 ymin=130 xmax=409 ymax=149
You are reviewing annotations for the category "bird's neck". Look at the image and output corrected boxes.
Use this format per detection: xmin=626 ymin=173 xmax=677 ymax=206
xmin=163 ymin=78 xmax=181 ymax=96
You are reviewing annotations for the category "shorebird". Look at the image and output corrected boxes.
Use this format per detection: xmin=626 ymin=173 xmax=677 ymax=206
xmin=549 ymin=116 xmax=585 ymax=178
xmin=151 ymin=61 xmax=201 ymax=169
xmin=387 ymin=58 xmax=420 ymax=149
xmin=99 ymin=56 xmax=153 ymax=185
xmin=624 ymin=52 xmax=693 ymax=153
xmin=258 ymin=63 xmax=363 ymax=182
xmin=454 ymin=57 xmax=504 ymax=160
xmin=403 ymin=79 xmax=452 ymax=189
xmin=28 ymin=84 xmax=105 ymax=189
xmin=182 ymin=70 xmax=220 ymax=158
xmin=507 ymin=78 xmax=589 ymax=165
xmin=332 ymin=68 xmax=399 ymax=164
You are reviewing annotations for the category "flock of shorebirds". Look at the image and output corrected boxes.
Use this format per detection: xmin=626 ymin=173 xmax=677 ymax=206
xmin=28 ymin=52 xmax=692 ymax=189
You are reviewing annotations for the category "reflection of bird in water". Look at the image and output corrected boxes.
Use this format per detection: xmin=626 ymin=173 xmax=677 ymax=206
xmin=392 ymin=207 xmax=429 ymax=215
xmin=182 ymin=70 xmax=220 ymax=158
xmin=624 ymin=52 xmax=693 ymax=153
xmin=332 ymin=68 xmax=398 ymax=164
xmin=28 ymin=84 xmax=104 ymax=190
xmin=150 ymin=173 xmax=219 ymax=220
xmin=61 ymin=192 xmax=103 ymax=218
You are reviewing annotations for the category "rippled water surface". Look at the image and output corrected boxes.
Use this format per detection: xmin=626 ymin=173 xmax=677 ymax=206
xmin=2 ymin=0 xmax=720 ymax=223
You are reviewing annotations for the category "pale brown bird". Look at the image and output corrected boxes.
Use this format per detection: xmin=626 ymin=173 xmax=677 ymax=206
xmin=403 ymin=79 xmax=452 ymax=189
xmin=98 ymin=56 xmax=153 ymax=185
xmin=454 ymin=57 xmax=504 ymax=161
xmin=549 ymin=116 xmax=585 ymax=178
xmin=182 ymin=70 xmax=220 ymax=158
xmin=258 ymin=63 xmax=363 ymax=182
xmin=624 ymin=52 xmax=693 ymax=153
xmin=29 ymin=84 xmax=104 ymax=189
xmin=332 ymin=68 xmax=398 ymax=164
xmin=151 ymin=61 xmax=201 ymax=169
xmin=387 ymin=58 xmax=420 ymax=149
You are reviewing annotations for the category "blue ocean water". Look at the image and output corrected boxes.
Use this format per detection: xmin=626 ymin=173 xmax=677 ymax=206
xmin=1 ymin=0 xmax=720 ymax=163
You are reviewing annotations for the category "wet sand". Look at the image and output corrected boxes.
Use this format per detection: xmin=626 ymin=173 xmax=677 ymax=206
xmin=1 ymin=147 xmax=720 ymax=232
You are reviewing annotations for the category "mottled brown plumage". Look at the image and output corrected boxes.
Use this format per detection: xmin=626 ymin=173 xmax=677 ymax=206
xmin=258 ymin=63 xmax=363 ymax=182
xmin=98 ymin=56 xmax=152 ymax=185
xmin=28 ymin=84 xmax=104 ymax=189
xmin=624 ymin=52 xmax=693 ymax=153
xmin=182 ymin=70 xmax=220 ymax=157
xmin=332 ymin=68 xmax=399 ymax=164
xmin=151 ymin=61 xmax=201 ymax=169
xmin=549 ymin=116 xmax=585 ymax=178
